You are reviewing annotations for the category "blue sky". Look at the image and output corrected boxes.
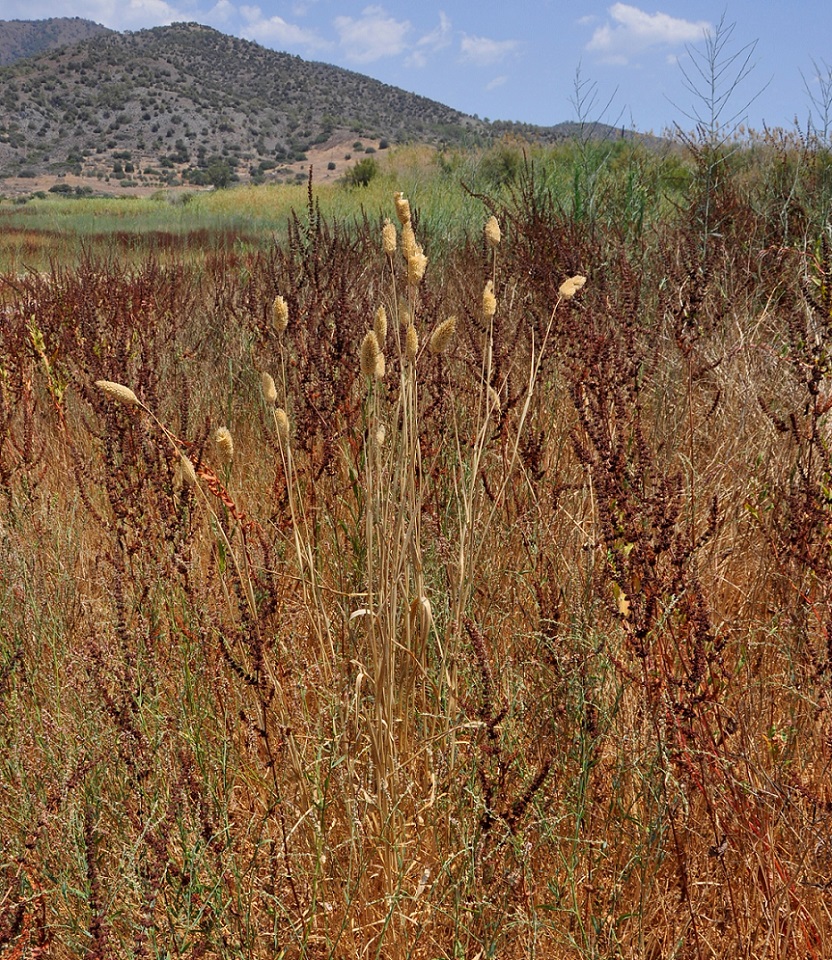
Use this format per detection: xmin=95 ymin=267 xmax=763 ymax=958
xmin=2 ymin=1 xmax=831 ymax=136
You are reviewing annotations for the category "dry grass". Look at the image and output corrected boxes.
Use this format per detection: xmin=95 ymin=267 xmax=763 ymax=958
xmin=2 ymin=140 xmax=832 ymax=958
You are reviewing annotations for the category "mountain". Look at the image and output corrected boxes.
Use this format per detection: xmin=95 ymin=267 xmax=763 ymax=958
xmin=0 ymin=17 xmax=111 ymax=67
xmin=0 ymin=20 xmax=488 ymax=186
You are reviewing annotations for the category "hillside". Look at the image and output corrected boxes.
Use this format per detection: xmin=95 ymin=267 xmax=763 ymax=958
xmin=0 ymin=17 xmax=111 ymax=67
xmin=0 ymin=21 xmax=488 ymax=188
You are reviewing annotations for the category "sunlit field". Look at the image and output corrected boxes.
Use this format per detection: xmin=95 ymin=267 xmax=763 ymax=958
xmin=2 ymin=132 xmax=832 ymax=958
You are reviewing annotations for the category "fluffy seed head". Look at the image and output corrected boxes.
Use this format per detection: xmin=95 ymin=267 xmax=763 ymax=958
xmin=482 ymin=280 xmax=497 ymax=319
xmin=374 ymin=352 xmax=386 ymax=380
xmin=261 ymin=371 xmax=278 ymax=404
xmin=375 ymin=423 xmax=387 ymax=446
xmin=484 ymin=216 xmax=501 ymax=248
xmin=274 ymin=408 xmax=290 ymax=445
xmin=429 ymin=315 xmax=457 ymax=355
xmin=405 ymin=324 xmax=419 ymax=362
xmin=272 ymin=295 xmax=289 ymax=334
xmin=559 ymin=275 xmax=587 ymax=300
xmin=360 ymin=330 xmax=381 ymax=378
xmin=400 ymin=222 xmax=417 ymax=263
xmin=407 ymin=247 xmax=428 ymax=287
xmin=374 ymin=305 xmax=388 ymax=343
xmin=382 ymin=218 xmax=397 ymax=256
xmin=95 ymin=379 xmax=139 ymax=407
xmin=179 ymin=454 xmax=197 ymax=487
xmin=214 ymin=426 xmax=234 ymax=465
xmin=394 ymin=192 xmax=411 ymax=226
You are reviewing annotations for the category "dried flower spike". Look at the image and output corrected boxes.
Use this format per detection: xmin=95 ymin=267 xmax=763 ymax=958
xmin=405 ymin=324 xmax=419 ymax=362
xmin=274 ymin=408 xmax=290 ymax=445
xmin=559 ymin=275 xmax=587 ymax=300
xmin=400 ymin=222 xmax=417 ymax=263
xmin=94 ymin=379 xmax=140 ymax=407
xmin=407 ymin=248 xmax=428 ymax=287
xmin=272 ymin=295 xmax=289 ymax=334
xmin=261 ymin=371 xmax=278 ymax=405
xmin=374 ymin=352 xmax=386 ymax=381
xmin=429 ymin=315 xmax=457 ymax=355
xmin=394 ymin=192 xmax=411 ymax=226
xmin=214 ymin=426 xmax=234 ymax=465
xmin=374 ymin=305 xmax=388 ymax=343
xmin=484 ymin=216 xmax=501 ymax=248
xmin=179 ymin=454 xmax=197 ymax=487
xmin=482 ymin=280 xmax=497 ymax=320
xmin=360 ymin=330 xmax=381 ymax=378
xmin=382 ymin=219 xmax=397 ymax=256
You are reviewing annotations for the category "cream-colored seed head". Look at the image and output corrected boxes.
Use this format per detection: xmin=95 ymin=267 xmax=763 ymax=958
xmin=407 ymin=248 xmax=428 ymax=287
xmin=375 ymin=423 xmax=386 ymax=446
xmin=374 ymin=305 xmax=388 ymax=343
xmin=559 ymin=275 xmax=587 ymax=300
xmin=405 ymin=324 xmax=419 ymax=362
xmin=179 ymin=454 xmax=197 ymax=487
xmin=374 ymin=352 xmax=386 ymax=381
xmin=482 ymin=280 xmax=497 ymax=319
xmin=272 ymin=295 xmax=289 ymax=334
xmin=394 ymin=192 xmax=411 ymax=226
xmin=484 ymin=216 xmax=501 ymax=248
xmin=95 ymin=379 xmax=140 ymax=407
xmin=400 ymin=222 xmax=417 ymax=263
xmin=398 ymin=296 xmax=410 ymax=327
xmin=274 ymin=408 xmax=290 ymax=445
xmin=261 ymin=371 xmax=278 ymax=405
xmin=382 ymin=219 xmax=397 ymax=256
xmin=360 ymin=330 xmax=381 ymax=378
xmin=214 ymin=426 xmax=234 ymax=465
xmin=429 ymin=315 xmax=457 ymax=355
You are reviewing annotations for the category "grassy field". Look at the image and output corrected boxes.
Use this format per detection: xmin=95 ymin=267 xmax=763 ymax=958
xmin=2 ymin=132 xmax=832 ymax=959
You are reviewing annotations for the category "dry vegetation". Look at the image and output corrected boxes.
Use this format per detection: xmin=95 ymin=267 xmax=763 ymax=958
xmin=2 ymin=136 xmax=832 ymax=959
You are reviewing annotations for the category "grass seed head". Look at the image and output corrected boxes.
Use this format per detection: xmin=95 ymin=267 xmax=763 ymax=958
xmin=559 ymin=275 xmax=587 ymax=300
xmin=405 ymin=324 xmax=419 ymax=362
xmin=407 ymin=247 xmax=428 ymax=287
xmin=94 ymin=379 xmax=139 ymax=407
xmin=179 ymin=454 xmax=197 ymax=487
xmin=394 ymin=192 xmax=411 ymax=226
xmin=484 ymin=216 xmax=501 ymax=247
xmin=401 ymin=222 xmax=417 ymax=263
xmin=374 ymin=352 xmax=386 ymax=380
xmin=382 ymin=218 xmax=397 ymax=256
xmin=482 ymin=280 xmax=497 ymax=320
xmin=214 ymin=426 xmax=234 ymax=465
xmin=261 ymin=371 xmax=278 ymax=404
xmin=272 ymin=295 xmax=289 ymax=334
xmin=374 ymin=305 xmax=388 ymax=343
xmin=429 ymin=315 xmax=457 ymax=355
xmin=360 ymin=330 xmax=381 ymax=378
xmin=275 ymin=408 xmax=290 ymax=445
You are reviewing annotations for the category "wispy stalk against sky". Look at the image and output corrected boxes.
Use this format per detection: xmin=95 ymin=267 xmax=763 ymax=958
xmin=1 ymin=1 xmax=830 ymax=136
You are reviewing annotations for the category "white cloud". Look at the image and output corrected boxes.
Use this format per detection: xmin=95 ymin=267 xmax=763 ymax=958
xmin=333 ymin=5 xmax=411 ymax=64
xmin=460 ymin=34 xmax=520 ymax=67
xmin=203 ymin=0 xmax=234 ymax=26
xmin=587 ymin=4 xmax=709 ymax=64
xmin=240 ymin=4 xmax=331 ymax=51
xmin=418 ymin=11 xmax=452 ymax=52
xmin=405 ymin=11 xmax=452 ymax=67
xmin=486 ymin=75 xmax=508 ymax=91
